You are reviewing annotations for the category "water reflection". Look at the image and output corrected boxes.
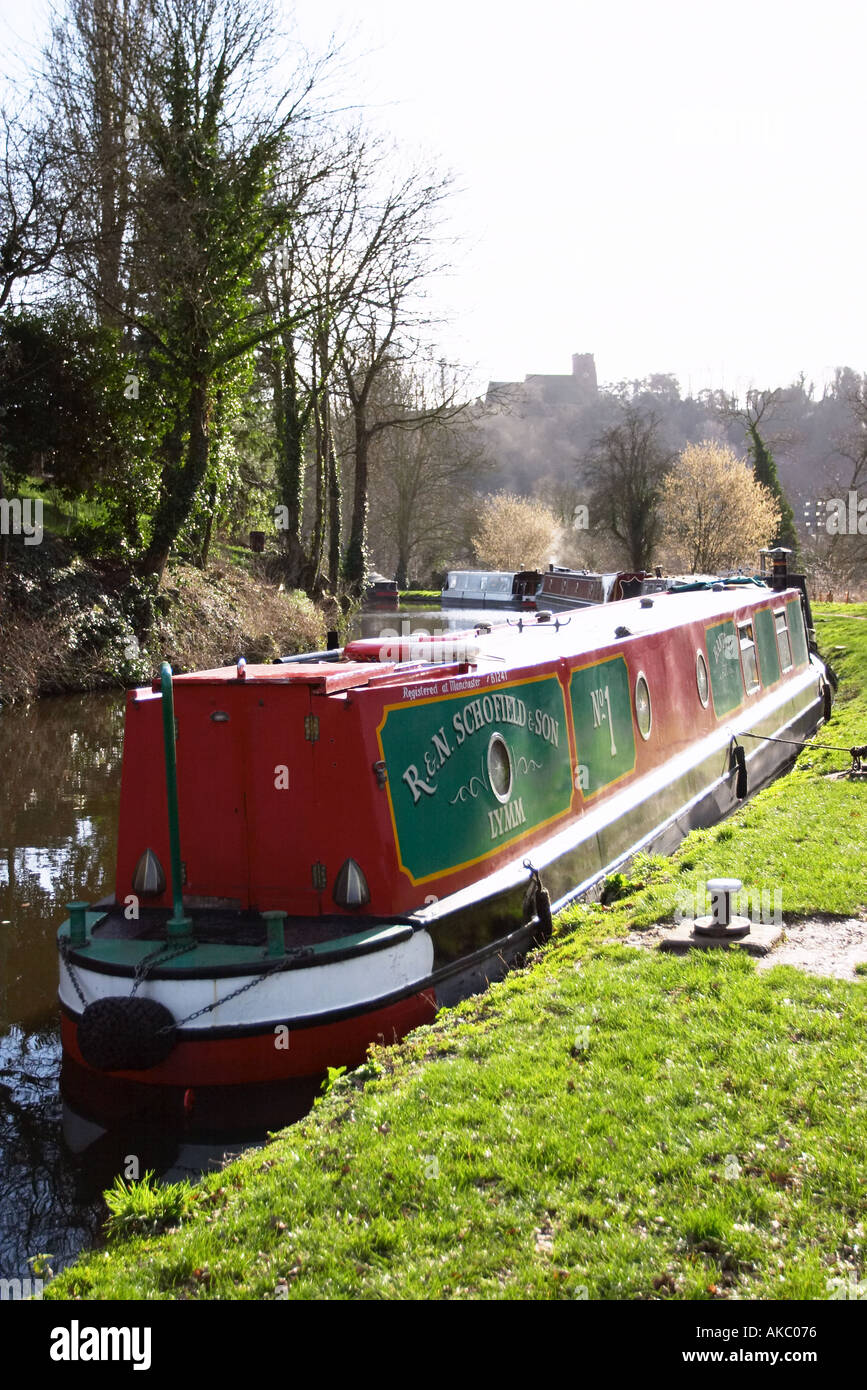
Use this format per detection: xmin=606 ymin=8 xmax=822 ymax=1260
xmin=0 ymin=692 xmax=126 ymax=1277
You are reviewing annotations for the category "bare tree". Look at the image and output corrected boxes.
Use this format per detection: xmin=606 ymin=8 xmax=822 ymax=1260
xmin=257 ymin=132 xmax=455 ymax=598
xmin=336 ymin=159 xmax=454 ymax=596
xmin=39 ymin=0 xmax=154 ymax=325
xmin=0 ymin=104 xmax=72 ymax=307
xmin=472 ymin=492 xmax=560 ymax=571
xmin=582 ymin=407 xmax=674 ymax=571
xmin=822 ymin=375 xmax=867 ymax=583
xmin=363 ymin=364 xmax=491 ymax=586
xmin=258 ymin=129 xmax=386 ymax=590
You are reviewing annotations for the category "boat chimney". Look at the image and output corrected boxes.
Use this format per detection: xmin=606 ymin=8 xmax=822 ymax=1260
xmin=761 ymin=547 xmax=791 ymax=592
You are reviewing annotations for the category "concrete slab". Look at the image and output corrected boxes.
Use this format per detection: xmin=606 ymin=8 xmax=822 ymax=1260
xmin=658 ymin=920 xmax=785 ymax=956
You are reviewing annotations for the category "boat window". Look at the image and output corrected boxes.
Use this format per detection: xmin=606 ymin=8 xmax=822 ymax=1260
xmin=634 ymin=673 xmax=652 ymax=740
xmin=774 ymin=610 xmax=792 ymax=671
xmin=696 ymin=650 xmax=710 ymax=707
xmin=487 ymin=733 xmax=514 ymax=803
xmin=448 ymin=574 xmax=457 ymax=588
xmin=738 ymin=622 xmax=760 ymax=693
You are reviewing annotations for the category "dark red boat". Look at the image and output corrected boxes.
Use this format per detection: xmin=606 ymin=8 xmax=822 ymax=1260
xmin=362 ymin=572 xmax=399 ymax=610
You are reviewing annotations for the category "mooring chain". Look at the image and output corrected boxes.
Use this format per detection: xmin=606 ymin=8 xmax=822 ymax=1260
xmin=735 ymin=729 xmax=867 ymax=772
xmin=130 ymin=939 xmax=198 ymax=996
xmin=59 ymin=938 xmax=88 ymax=1008
xmin=156 ymin=948 xmax=312 ymax=1033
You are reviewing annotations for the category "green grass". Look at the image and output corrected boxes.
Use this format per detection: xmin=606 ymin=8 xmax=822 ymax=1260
xmin=16 ymin=475 xmax=107 ymax=533
xmin=45 ymin=606 xmax=867 ymax=1301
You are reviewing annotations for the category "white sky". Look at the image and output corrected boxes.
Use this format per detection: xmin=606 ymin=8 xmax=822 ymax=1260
xmin=3 ymin=0 xmax=866 ymax=398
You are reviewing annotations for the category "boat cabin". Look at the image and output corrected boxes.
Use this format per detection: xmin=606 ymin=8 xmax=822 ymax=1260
xmin=441 ymin=569 xmax=541 ymax=608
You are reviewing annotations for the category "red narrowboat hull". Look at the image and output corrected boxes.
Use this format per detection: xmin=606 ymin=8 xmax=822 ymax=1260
xmin=60 ymin=987 xmax=437 ymax=1087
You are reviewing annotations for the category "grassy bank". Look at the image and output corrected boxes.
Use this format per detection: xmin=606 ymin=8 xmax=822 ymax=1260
xmin=0 ymin=535 xmax=328 ymax=704
xmin=46 ymin=607 xmax=867 ymax=1301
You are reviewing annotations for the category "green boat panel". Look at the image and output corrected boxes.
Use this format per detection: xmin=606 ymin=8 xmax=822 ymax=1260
xmin=754 ymin=606 xmax=781 ymax=687
xmin=568 ymin=655 xmax=637 ymax=798
xmin=705 ymin=619 xmax=744 ymax=716
xmin=378 ymin=674 xmax=574 ymax=884
xmin=787 ymin=598 xmax=809 ymax=666
xmin=57 ymin=919 xmax=411 ymax=973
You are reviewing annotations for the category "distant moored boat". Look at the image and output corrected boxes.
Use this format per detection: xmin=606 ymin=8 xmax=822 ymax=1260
xmin=441 ymin=568 xmax=541 ymax=608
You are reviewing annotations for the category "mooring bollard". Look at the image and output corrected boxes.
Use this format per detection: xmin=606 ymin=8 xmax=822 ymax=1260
xmin=67 ymin=901 xmax=89 ymax=947
xmin=262 ymin=910 xmax=286 ymax=958
xmin=693 ymin=877 xmax=751 ymax=938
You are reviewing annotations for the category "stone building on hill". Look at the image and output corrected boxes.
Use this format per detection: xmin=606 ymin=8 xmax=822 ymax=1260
xmin=485 ymin=352 xmax=598 ymax=412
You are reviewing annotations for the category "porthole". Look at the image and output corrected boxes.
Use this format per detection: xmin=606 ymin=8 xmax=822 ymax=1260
xmin=487 ymin=732 xmax=514 ymax=803
xmin=634 ymin=672 xmax=652 ymax=740
xmin=696 ymin=650 xmax=710 ymax=707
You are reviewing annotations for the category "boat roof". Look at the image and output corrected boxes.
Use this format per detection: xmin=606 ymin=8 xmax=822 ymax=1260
xmin=425 ymin=583 xmax=788 ymax=674
xmin=149 ymin=583 xmax=796 ymax=695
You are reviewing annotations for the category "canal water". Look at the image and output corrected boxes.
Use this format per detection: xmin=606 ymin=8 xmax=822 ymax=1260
xmin=0 ymin=606 xmax=496 ymax=1280
xmin=0 ymin=691 xmax=124 ymax=1280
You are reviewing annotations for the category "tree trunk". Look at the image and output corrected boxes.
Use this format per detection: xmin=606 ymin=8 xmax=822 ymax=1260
xmin=274 ymin=347 xmax=309 ymax=587
xmin=345 ymin=404 xmax=369 ymax=596
xmin=309 ymin=353 xmax=325 ymax=581
xmin=327 ymin=436 xmax=342 ymax=591
xmin=0 ymin=462 xmax=8 ymax=583
xmin=140 ymin=375 xmax=210 ymax=579
xmin=198 ymin=481 xmax=217 ymax=569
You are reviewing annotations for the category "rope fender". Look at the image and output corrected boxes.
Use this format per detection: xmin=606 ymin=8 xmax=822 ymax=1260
xmin=523 ymin=860 xmax=554 ymax=943
xmin=78 ymin=996 xmax=177 ymax=1072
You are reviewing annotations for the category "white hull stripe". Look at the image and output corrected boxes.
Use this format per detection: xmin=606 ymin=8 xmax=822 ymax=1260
xmin=60 ymin=931 xmax=434 ymax=1028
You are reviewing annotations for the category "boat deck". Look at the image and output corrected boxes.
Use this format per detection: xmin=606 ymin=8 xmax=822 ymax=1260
xmin=90 ymin=906 xmax=394 ymax=948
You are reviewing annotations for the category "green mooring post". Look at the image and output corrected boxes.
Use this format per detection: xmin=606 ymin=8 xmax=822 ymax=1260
xmin=67 ymin=901 xmax=89 ymax=947
xmin=262 ymin=910 xmax=286 ymax=958
xmin=160 ymin=662 xmax=193 ymax=942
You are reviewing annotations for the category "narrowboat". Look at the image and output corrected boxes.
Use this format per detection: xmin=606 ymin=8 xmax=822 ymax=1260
xmin=536 ymin=565 xmax=770 ymax=611
xmin=362 ymin=572 xmax=399 ymax=611
xmin=441 ymin=568 xmax=541 ymax=608
xmin=57 ymin=564 xmax=831 ymax=1098
xmin=537 ymin=565 xmax=679 ymax=610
